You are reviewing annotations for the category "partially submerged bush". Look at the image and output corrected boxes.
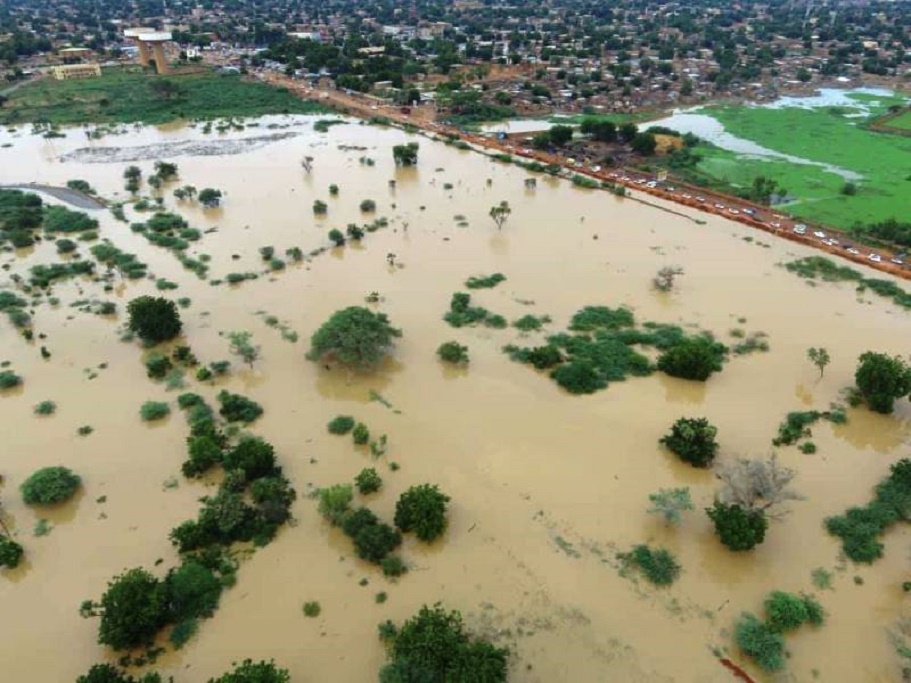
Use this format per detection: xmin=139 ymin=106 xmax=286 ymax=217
xmin=223 ymin=437 xmax=276 ymax=480
xmin=854 ymin=351 xmax=911 ymax=414
xmin=126 ymin=296 xmax=182 ymax=344
xmin=438 ymin=341 xmax=469 ymax=364
xmin=307 ymin=306 xmax=401 ymax=370
xmin=763 ymin=591 xmax=825 ymax=633
xmin=140 ymin=401 xmax=170 ymax=422
xmin=0 ymin=536 xmax=24 ymax=568
xmin=355 ymin=468 xmax=383 ymax=494
xmin=96 ymin=568 xmax=169 ymax=650
xmin=34 ymin=400 xmax=56 ymax=415
xmin=379 ymin=604 xmax=508 ymax=682
xmin=217 ymin=390 xmax=263 ymax=423
xmin=619 ymin=545 xmax=681 ymax=586
xmin=660 ymin=417 xmax=718 ymax=468
xmin=0 ymin=370 xmax=22 ymax=389
xmin=657 ymin=336 xmax=726 ymax=381
xmin=394 ymin=484 xmax=450 ymax=542
xmin=352 ymin=422 xmax=370 ymax=445
xmin=327 ymin=415 xmax=355 ymax=435
xmin=706 ymin=501 xmax=767 ymax=551
xmin=735 ymin=612 xmax=785 ymax=672
xmin=318 ymin=484 xmax=353 ymax=526
xmin=647 ymin=487 xmax=694 ymax=525
xmin=21 ymin=466 xmax=81 ymax=505
xmin=208 ymin=660 xmax=290 ymax=683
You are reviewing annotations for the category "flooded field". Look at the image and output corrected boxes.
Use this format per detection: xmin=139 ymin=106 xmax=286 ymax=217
xmin=1 ymin=116 xmax=910 ymax=682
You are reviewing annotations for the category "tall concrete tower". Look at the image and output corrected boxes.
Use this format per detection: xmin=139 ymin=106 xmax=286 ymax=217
xmin=124 ymin=28 xmax=174 ymax=74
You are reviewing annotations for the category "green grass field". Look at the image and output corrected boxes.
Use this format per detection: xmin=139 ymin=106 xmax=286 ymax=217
xmin=0 ymin=66 xmax=325 ymax=125
xmin=687 ymin=102 xmax=911 ymax=229
xmin=883 ymin=110 xmax=911 ymax=131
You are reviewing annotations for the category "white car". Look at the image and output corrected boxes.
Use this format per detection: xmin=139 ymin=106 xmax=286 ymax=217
xmin=714 ymin=203 xmax=725 ymax=209
xmin=813 ymin=231 xmax=826 ymax=239
xmin=795 ymin=223 xmax=807 ymax=230
xmin=869 ymin=254 xmax=882 ymax=263
xmin=892 ymin=257 xmax=905 ymax=265
xmin=728 ymin=208 xmax=740 ymax=215
xmin=771 ymin=222 xmax=781 ymax=229
xmin=646 ymin=181 xmax=657 ymax=188
xmin=696 ymin=196 xmax=706 ymax=202
xmin=848 ymin=248 xmax=861 ymax=255
xmin=681 ymin=193 xmax=692 ymax=199
xmin=793 ymin=226 xmax=806 ymax=235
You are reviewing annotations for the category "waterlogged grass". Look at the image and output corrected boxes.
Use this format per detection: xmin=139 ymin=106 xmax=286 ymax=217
xmin=697 ymin=104 xmax=911 ymax=229
xmin=783 ymin=256 xmax=911 ymax=309
xmin=0 ymin=66 xmax=326 ymax=125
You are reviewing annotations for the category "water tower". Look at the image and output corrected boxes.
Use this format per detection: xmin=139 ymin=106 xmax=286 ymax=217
xmin=124 ymin=28 xmax=174 ymax=74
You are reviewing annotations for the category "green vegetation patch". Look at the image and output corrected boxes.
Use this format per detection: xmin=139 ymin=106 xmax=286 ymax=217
xmin=0 ymin=66 xmax=326 ymax=126
xmin=784 ymin=256 xmax=911 ymax=310
xmin=21 ymin=466 xmax=81 ymax=504
xmin=772 ymin=406 xmax=846 ymax=446
xmin=826 ymin=458 xmax=911 ymax=563
xmin=619 ymin=545 xmax=681 ymax=586
xmin=465 ymin=273 xmax=507 ymax=289
xmin=443 ymin=292 xmax=507 ymax=329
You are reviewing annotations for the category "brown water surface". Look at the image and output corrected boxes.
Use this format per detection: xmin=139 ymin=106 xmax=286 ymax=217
xmin=0 ymin=116 xmax=909 ymax=682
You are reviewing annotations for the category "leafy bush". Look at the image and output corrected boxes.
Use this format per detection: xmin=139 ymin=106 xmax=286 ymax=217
xmin=145 ymin=353 xmax=173 ymax=379
xmin=217 ymin=390 xmax=263 ymax=423
xmin=223 ymin=437 xmax=276 ymax=480
xmin=75 ymin=664 xmax=154 ymax=683
xmin=620 ymin=545 xmax=681 ymax=585
xmin=207 ymin=659 xmax=290 ymax=683
xmin=353 ymin=521 xmax=402 ymax=563
xmin=303 ymin=601 xmax=321 ymax=617
xmin=569 ymin=306 xmax=634 ymax=332
xmin=0 ymin=536 xmax=24 ymax=568
xmin=34 ymin=400 xmax=56 ymax=415
xmin=328 ymin=228 xmax=345 ymax=246
xmin=763 ymin=591 xmax=810 ymax=633
xmin=706 ymin=501 xmax=768 ymax=551
xmin=182 ymin=433 xmax=223 ymax=478
xmin=318 ymin=484 xmax=353 ymax=525
xmin=380 ymin=604 xmax=508 ymax=683
xmin=734 ymin=612 xmax=785 ymax=672
xmin=353 ymin=422 xmax=370 ymax=445
xmin=327 ymin=415 xmax=355 ymax=435
xmin=550 ymin=359 xmax=606 ymax=394
xmin=657 ymin=336 xmax=726 ymax=381
xmin=165 ymin=560 xmax=223 ymax=622
xmin=854 ymin=351 xmax=911 ymax=414
xmin=381 ymin=555 xmax=408 ymax=577
xmin=355 ymin=468 xmax=383 ymax=494
xmin=96 ymin=568 xmax=169 ymax=650
xmin=438 ymin=341 xmax=469 ymax=364
xmin=465 ymin=273 xmax=506 ymax=289
xmin=126 ymin=296 xmax=182 ymax=343
xmin=0 ymin=370 xmax=22 ymax=389
xmin=395 ymin=484 xmax=450 ymax=542
xmin=20 ymin=466 xmax=81 ymax=505
xmin=443 ymin=292 xmax=506 ymax=329
xmin=660 ymin=417 xmax=718 ymax=468
xmin=360 ymin=199 xmax=377 ymax=212
xmin=647 ymin=487 xmax=694 ymax=525
xmin=140 ymin=401 xmax=170 ymax=421
xmin=307 ymin=306 xmax=401 ymax=370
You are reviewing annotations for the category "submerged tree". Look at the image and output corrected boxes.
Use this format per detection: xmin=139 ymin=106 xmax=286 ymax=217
xmin=127 ymin=296 xmax=182 ymax=343
xmin=228 ymin=331 xmax=259 ymax=368
xmin=854 ymin=351 xmax=911 ymax=414
xmin=307 ymin=306 xmax=401 ymax=370
xmin=660 ymin=417 xmax=718 ymax=468
xmin=653 ymin=266 xmax=684 ymax=292
xmin=489 ymin=201 xmax=512 ymax=230
xmin=198 ymin=188 xmax=223 ymax=208
xmin=647 ymin=487 xmax=694 ymax=525
xmin=715 ymin=455 xmax=801 ymax=516
xmin=392 ymin=142 xmax=419 ymax=166
xmin=807 ymin=347 xmax=830 ymax=377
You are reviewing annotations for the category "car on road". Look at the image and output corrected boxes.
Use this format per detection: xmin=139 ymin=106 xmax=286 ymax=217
xmin=848 ymin=248 xmax=861 ymax=255
xmin=869 ymin=254 xmax=882 ymax=263
xmin=742 ymin=208 xmax=756 ymax=216
xmin=813 ymin=231 xmax=826 ymax=238
xmin=892 ymin=257 xmax=905 ymax=265
xmin=696 ymin=196 xmax=706 ymax=203
xmin=728 ymin=208 xmax=740 ymax=215
xmin=793 ymin=225 xmax=806 ymax=235
xmin=714 ymin=203 xmax=725 ymax=209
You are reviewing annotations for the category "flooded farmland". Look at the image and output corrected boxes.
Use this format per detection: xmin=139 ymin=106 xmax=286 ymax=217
xmin=1 ymin=116 xmax=910 ymax=682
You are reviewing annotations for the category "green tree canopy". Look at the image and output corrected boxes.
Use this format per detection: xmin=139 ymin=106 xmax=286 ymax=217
xmin=307 ymin=306 xmax=401 ymax=370
xmin=127 ymin=296 xmax=182 ymax=343
xmin=854 ymin=351 xmax=911 ymax=414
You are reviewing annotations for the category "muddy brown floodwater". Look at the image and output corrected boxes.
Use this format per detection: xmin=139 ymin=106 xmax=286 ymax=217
xmin=1 ymin=116 xmax=910 ymax=683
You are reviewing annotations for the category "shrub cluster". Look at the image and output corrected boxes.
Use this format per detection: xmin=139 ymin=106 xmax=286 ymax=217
xmin=437 ymin=341 xmax=469 ymax=364
xmin=217 ymin=390 xmax=263 ymax=423
xmin=660 ymin=417 xmax=718 ymax=468
xmin=826 ymin=458 xmax=911 ymax=563
xmin=379 ymin=604 xmax=508 ymax=682
xmin=444 ymin=292 xmax=506 ymax=329
xmin=464 ymin=273 xmax=506 ymax=289
xmin=706 ymin=501 xmax=768 ymax=551
xmin=656 ymin=336 xmax=727 ymax=381
xmin=0 ymin=536 xmax=24 ymax=568
xmin=394 ymin=484 xmax=450 ymax=543
xmin=734 ymin=591 xmax=825 ymax=672
xmin=327 ymin=415 xmax=355 ymax=435
xmin=21 ymin=466 xmax=81 ymax=505
xmin=619 ymin=545 xmax=681 ymax=586
xmin=317 ymin=484 xmax=404 ymax=569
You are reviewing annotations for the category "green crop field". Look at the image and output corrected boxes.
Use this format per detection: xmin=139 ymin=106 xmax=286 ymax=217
xmin=684 ymin=99 xmax=911 ymax=230
xmin=0 ymin=66 xmax=325 ymax=125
